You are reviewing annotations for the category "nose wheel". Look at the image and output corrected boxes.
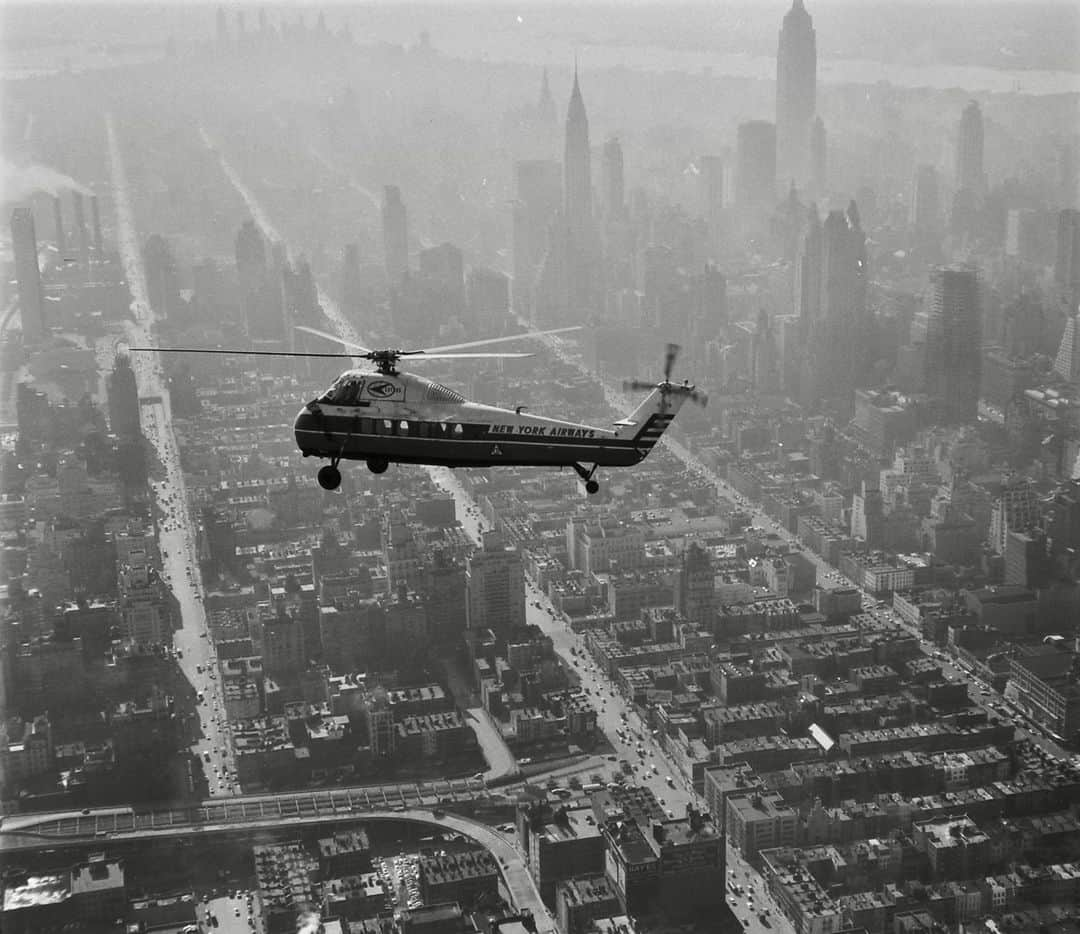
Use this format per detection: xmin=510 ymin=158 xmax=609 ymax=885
xmin=367 ymin=457 xmax=389 ymax=474
xmin=572 ymin=462 xmax=601 ymax=495
xmin=317 ymin=464 xmax=342 ymax=491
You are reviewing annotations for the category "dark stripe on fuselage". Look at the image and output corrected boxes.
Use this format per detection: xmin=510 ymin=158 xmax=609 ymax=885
xmin=295 ymin=427 xmax=646 ymax=468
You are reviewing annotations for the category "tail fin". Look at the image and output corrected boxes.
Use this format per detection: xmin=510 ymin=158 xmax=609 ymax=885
xmin=613 ymin=387 xmax=687 ymax=453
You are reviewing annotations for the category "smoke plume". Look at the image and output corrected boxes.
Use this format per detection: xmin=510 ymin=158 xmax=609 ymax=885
xmin=2 ymin=159 xmax=92 ymax=202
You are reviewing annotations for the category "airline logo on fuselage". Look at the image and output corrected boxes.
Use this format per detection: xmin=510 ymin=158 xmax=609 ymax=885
xmin=365 ymin=380 xmax=403 ymax=400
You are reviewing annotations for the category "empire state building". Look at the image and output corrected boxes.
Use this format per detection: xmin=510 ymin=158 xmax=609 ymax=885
xmin=776 ymin=0 xmax=817 ymax=190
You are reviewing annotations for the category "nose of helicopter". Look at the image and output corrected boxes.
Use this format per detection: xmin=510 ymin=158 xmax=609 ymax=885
xmin=293 ymin=404 xmax=318 ymax=453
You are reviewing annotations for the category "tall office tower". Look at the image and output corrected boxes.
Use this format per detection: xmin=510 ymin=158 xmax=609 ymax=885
xmin=955 ymin=101 xmax=985 ymax=195
xmin=512 ymin=160 xmax=561 ymax=318
xmin=910 ymin=165 xmax=941 ymax=236
xmin=929 ymin=265 xmax=982 ymax=424
xmin=10 ymin=207 xmax=45 ymax=342
xmin=90 ymin=194 xmax=103 ymax=258
xmin=564 ymin=66 xmax=593 ymax=241
xmin=675 ymin=542 xmax=714 ymax=627
xmin=143 ymin=234 xmax=179 ymax=318
xmin=465 ymin=530 xmax=525 ymax=636
xmin=1053 ymin=309 xmax=1080 ymax=384
xmin=107 ymin=352 xmax=141 ymax=439
xmin=72 ymin=192 xmax=89 ymax=271
xmin=794 ymin=204 xmax=822 ymax=327
xmin=235 ymin=219 xmax=266 ymax=297
xmin=752 ymin=308 xmax=780 ymax=392
xmin=809 ymin=116 xmax=827 ymax=195
xmin=382 ymin=185 xmax=409 ymax=287
xmin=52 ymin=196 xmax=65 ymax=255
xmin=989 ymin=478 xmax=1040 ymax=555
xmin=419 ymin=242 xmax=465 ymax=320
xmin=537 ymin=67 xmax=556 ymax=125
xmin=466 ymin=267 xmax=510 ymax=332
xmin=735 ymin=121 xmax=777 ymax=207
xmin=775 ymin=0 xmax=817 ymax=188
xmin=1056 ymin=208 xmax=1080 ymax=308
xmin=801 ymin=203 xmax=868 ymax=407
xmin=601 ymin=137 xmax=625 ymax=219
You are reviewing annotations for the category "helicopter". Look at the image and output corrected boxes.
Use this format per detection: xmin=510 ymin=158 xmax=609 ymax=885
xmin=133 ymin=326 xmax=705 ymax=494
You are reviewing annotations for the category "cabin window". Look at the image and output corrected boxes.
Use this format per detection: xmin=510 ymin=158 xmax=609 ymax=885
xmin=320 ymin=375 xmax=363 ymax=405
xmin=417 ymin=422 xmax=431 ymax=438
xmin=382 ymin=419 xmax=394 ymax=434
xmin=452 ymin=424 xmax=464 ymax=436
xmin=360 ymin=418 xmax=374 ymax=434
xmin=399 ymin=420 xmax=409 ymax=434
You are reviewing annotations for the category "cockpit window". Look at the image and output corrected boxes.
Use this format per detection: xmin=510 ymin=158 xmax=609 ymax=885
xmin=320 ymin=375 xmax=363 ymax=405
xmin=424 ymin=381 xmax=465 ymax=404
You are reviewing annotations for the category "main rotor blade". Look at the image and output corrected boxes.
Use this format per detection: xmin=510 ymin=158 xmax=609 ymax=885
xmin=422 ymin=325 xmax=581 ymax=355
xmin=128 ymin=346 xmax=356 ymax=359
xmin=412 ymin=352 xmax=535 ymax=361
xmin=293 ymin=325 xmax=372 ymax=354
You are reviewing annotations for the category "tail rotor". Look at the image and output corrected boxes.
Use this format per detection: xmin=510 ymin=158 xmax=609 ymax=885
xmin=622 ymin=343 xmax=707 ymax=408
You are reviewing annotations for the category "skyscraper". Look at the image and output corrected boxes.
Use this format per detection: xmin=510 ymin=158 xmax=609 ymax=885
xmin=10 ymin=207 xmax=44 ymax=342
xmin=1056 ymin=208 xmax=1080 ymax=308
xmin=735 ymin=121 xmax=777 ymax=208
xmin=536 ymin=67 xmax=556 ymax=125
xmin=512 ymin=160 xmax=561 ymax=318
xmin=601 ymin=137 xmax=625 ymax=219
xmin=910 ymin=164 xmax=941 ymax=237
xmin=929 ymin=265 xmax=982 ymax=424
xmin=799 ymin=202 xmax=868 ymax=407
xmin=382 ymin=185 xmax=409 ymax=287
xmin=465 ymin=531 xmax=525 ymax=637
xmin=794 ymin=204 xmax=822 ymax=328
xmin=107 ymin=352 xmax=141 ymax=439
xmin=775 ymin=0 xmax=817 ymax=189
xmin=564 ymin=66 xmax=593 ymax=241
xmin=956 ymin=101 xmax=985 ymax=195
xmin=809 ymin=116 xmax=827 ymax=195
xmin=235 ymin=219 xmax=266 ymax=299
xmin=675 ymin=542 xmax=714 ymax=627
xmin=143 ymin=234 xmax=179 ymax=318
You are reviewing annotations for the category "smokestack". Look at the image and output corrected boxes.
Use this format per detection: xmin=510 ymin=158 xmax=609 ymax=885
xmin=90 ymin=194 xmax=103 ymax=259
xmin=72 ymin=192 xmax=89 ymax=271
xmin=53 ymin=196 xmax=65 ymax=255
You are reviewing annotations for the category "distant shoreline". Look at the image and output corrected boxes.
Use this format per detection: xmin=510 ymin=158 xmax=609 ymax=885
xmin=3 ymin=37 xmax=1078 ymax=97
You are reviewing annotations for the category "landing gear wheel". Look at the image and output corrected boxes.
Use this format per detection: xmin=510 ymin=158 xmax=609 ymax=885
xmin=367 ymin=457 xmax=389 ymax=475
xmin=572 ymin=462 xmax=600 ymax=493
xmin=317 ymin=465 xmax=342 ymax=491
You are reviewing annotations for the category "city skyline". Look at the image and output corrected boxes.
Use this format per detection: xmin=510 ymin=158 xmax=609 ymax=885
xmin=2 ymin=3 xmax=1080 ymax=934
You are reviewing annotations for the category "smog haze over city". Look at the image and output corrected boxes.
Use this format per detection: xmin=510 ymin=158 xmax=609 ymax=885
xmin=2 ymin=3 xmax=1080 ymax=934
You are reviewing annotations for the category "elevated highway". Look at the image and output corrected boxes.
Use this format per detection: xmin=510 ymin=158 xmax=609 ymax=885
xmin=2 ymin=801 xmax=551 ymax=932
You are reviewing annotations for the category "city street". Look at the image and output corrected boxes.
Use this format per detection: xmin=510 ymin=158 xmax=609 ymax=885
xmin=106 ymin=114 xmax=236 ymax=797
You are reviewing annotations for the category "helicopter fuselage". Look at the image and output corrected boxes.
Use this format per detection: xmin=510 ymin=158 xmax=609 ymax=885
xmin=293 ymin=368 xmax=682 ymax=470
